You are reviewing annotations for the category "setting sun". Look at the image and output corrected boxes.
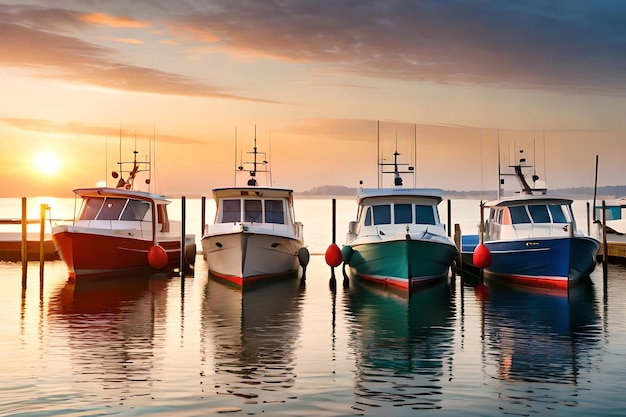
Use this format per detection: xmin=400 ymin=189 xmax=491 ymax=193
xmin=33 ymin=152 xmax=61 ymax=176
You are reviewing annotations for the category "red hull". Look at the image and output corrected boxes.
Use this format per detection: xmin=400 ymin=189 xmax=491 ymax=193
xmin=52 ymin=231 xmax=182 ymax=280
xmin=209 ymin=270 xmax=299 ymax=289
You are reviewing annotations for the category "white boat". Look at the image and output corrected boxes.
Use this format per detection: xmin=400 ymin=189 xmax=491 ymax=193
xmin=595 ymin=197 xmax=626 ymax=240
xmin=201 ymin=130 xmax=308 ymax=287
xmin=341 ymin=136 xmax=458 ymax=292
xmin=52 ymin=150 xmax=196 ymax=281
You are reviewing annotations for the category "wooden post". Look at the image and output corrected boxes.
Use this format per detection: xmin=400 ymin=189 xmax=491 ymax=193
xmin=180 ymin=196 xmax=186 ymax=278
xmin=330 ymin=198 xmax=337 ymax=288
xmin=21 ymin=197 xmax=27 ymax=287
xmin=479 ymin=201 xmax=485 ymax=284
xmin=39 ymin=203 xmax=47 ymax=281
xmin=602 ymin=200 xmax=608 ymax=273
xmin=332 ymin=198 xmax=336 ymax=244
xmin=201 ymin=196 xmax=206 ymax=236
xmin=586 ymin=201 xmax=590 ymax=236
xmin=454 ymin=223 xmax=462 ymax=276
xmin=447 ymin=199 xmax=452 ymax=237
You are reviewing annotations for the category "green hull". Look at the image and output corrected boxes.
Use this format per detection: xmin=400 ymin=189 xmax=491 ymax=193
xmin=347 ymin=238 xmax=457 ymax=290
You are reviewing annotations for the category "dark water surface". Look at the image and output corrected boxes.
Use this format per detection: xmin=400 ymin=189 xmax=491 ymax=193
xmin=1 ymin=198 xmax=625 ymax=416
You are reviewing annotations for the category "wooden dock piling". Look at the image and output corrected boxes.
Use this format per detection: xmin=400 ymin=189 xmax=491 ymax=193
xmin=21 ymin=197 xmax=27 ymax=287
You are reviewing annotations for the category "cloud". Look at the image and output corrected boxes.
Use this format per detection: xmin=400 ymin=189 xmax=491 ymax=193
xmin=165 ymin=0 xmax=626 ymax=94
xmin=80 ymin=12 xmax=149 ymax=28
xmin=0 ymin=118 xmax=205 ymax=145
xmin=3 ymin=1 xmax=626 ymax=97
xmin=0 ymin=8 xmax=275 ymax=102
xmin=110 ymin=37 xmax=144 ymax=45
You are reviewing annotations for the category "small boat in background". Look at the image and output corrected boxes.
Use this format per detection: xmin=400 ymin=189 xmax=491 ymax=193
xmin=341 ymin=129 xmax=457 ymax=291
xmin=593 ymin=197 xmax=626 ymax=258
xmin=201 ymin=128 xmax=308 ymax=287
xmin=460 ymin=147 xmax=600 ymax=289
xmin=52 ymin=149 xmax=196 ymax=281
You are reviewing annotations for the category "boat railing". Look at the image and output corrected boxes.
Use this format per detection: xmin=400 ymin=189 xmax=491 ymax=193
xmin=499 ymin=223 xmax=575 ymax=240
xmin=73 ymin=219 xmax=154 ymax=239
xmin=206 ymin=221 xmax=292 ymax=234
xmin=293 ymin=221 xmax=304 ymax=239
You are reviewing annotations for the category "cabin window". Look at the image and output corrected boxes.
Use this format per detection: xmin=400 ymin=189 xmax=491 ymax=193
xmin=489 ymin=209 xmax=498 ymax=224
xmin=79 ymin=198 xmax=104 ymax=220
xmin=373 ymin=205 xmax=391 ymax=225
xmin=244 ymin=199 xmax=262 ymax=222
xmin=394 ymin=204 xmax=412 ymax=224
xmin=364 ymin=207 xmax=372 ymax=226
xmin=265 ymin=200 xmax=284 ymax=224
xmin=120 ymin=200 xmax=150 ymax=221
xmin=97 ymin=198 xmax=126 ymax=220
xmin=415 ymin=205 xmax=436 ymax=225
xmin=548 ymin=204 xmax=568 ymax=223
xmin=528 ymin=205 xmax=550 ymax=223
xmin=509 ymin=206 xmax=531 ymax=224
xmin=222 ymin=199 xmax=241 ymax=223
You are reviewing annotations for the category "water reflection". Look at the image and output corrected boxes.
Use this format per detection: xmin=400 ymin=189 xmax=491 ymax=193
xmin=47 ymin=274 xmax=169 ymax=400
xmin=481 ymin=278 xmax=602 ymax=412
xmin=344 ymin=280 xmax=455 ymax=413
xmin=200 ymin=276 xmax=305 ymax=403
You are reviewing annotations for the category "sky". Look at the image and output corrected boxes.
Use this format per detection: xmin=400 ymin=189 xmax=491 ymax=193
xmin=1 ymin=0 xmax=626 ymax=197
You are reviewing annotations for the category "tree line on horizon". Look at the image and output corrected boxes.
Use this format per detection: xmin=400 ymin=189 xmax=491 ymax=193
xmin=298 ymin=184 xmax=626 ymax=199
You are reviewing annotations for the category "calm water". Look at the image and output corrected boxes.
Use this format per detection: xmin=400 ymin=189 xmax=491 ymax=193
xmin=1 ymin=197 xmax=625 ymax=416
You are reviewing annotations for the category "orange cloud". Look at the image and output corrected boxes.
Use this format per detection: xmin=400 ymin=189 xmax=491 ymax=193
xmin=0 ymin=22 xmax=275 ymax=102
xmin=0 ymin=118 xmax=205 ymax=145
xmin=111 ymin=37 xmax=144 ymax=45
xmin=80 ymin=12 xmax=149 ymax=28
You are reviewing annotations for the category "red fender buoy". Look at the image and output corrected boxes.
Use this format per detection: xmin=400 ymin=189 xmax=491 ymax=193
xmin=325 ymin=243 xmax=343 ymax=267
xmin=148 ymin=245 xmax=168 ymax=270
xmin=473 ymin=242 xmax=492 ymax=269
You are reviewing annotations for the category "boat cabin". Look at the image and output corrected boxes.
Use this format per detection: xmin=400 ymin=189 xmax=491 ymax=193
xmin=348 ymin=189 xmax=444 ymax=238
xmin=213 ymin=188 xmax=295 ymax=224
xmin=210 ymin=187 xmax=302 ymax=237
xmin=73 ymin=188 xmax=170 ymax=235
xmin=485 ymin=197 xmax=576 ymax=241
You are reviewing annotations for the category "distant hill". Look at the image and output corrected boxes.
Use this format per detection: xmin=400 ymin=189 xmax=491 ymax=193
xmin=297 ymin=185 xmax=626 ymax=199
xmin=299 ymin=185 xmax=357 ymax=196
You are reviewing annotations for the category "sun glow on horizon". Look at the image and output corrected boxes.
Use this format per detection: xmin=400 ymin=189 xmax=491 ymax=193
xmin=33 ymin=152 xmax=61 ymax=176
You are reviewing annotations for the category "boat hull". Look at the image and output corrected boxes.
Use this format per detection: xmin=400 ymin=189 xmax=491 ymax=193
xmin=202 ymin=232 xmax=303 ymax=287
xmin=461 ymin=235 xmax=600 ymax=289
xmin=345 ymin=238 xmax=457 ymax=291
xmin=52 ymin=226 xmax=194 ymax=281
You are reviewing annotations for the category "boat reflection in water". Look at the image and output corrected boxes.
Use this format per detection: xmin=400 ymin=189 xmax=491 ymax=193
xmin=47 ymin=272 xmax=168 ymax=402
xmin=481 ymin=278 xmax=602 ymax=412
xmin=344 ymin=279 xmax=455 ymax=413
xmin=200 ymin=275 xmax=305 ymax=405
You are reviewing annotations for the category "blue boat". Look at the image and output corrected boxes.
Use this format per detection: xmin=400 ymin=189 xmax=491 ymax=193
xmin=461 ymin=150 xmax=600 ymax=289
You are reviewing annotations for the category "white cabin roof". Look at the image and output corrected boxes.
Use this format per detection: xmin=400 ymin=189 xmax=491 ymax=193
xmin=357 ymin=187 xmax=443 ymax=204
xmin=486 ymin=194 xmax=573 ymax=208
xmin=212 ymin=186 xmax=294 ymax=201
xmin=73 ymin=187 xmax=169 ymax=204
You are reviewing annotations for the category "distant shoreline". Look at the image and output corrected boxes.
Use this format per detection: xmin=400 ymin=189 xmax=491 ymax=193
xmin=295 ymin=184 xmax=626 ymax=200
xmin=3 ymin=185 xmax=624 ymax=200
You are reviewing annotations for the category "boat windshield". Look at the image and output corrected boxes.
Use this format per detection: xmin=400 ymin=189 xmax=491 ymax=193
xmin=363 ymin=203 xmax=437 ymax=226
xmin=220 ymin=198 xmax=286 ymax=224
xmin=78 ymin=197 xmax=150 ymax=221
xmin=507 ymin=203 xmax=571 ymax=225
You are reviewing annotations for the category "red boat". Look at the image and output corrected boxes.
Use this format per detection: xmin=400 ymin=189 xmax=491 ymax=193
xmin=52 ymin=152 xmax=195 ymax=281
